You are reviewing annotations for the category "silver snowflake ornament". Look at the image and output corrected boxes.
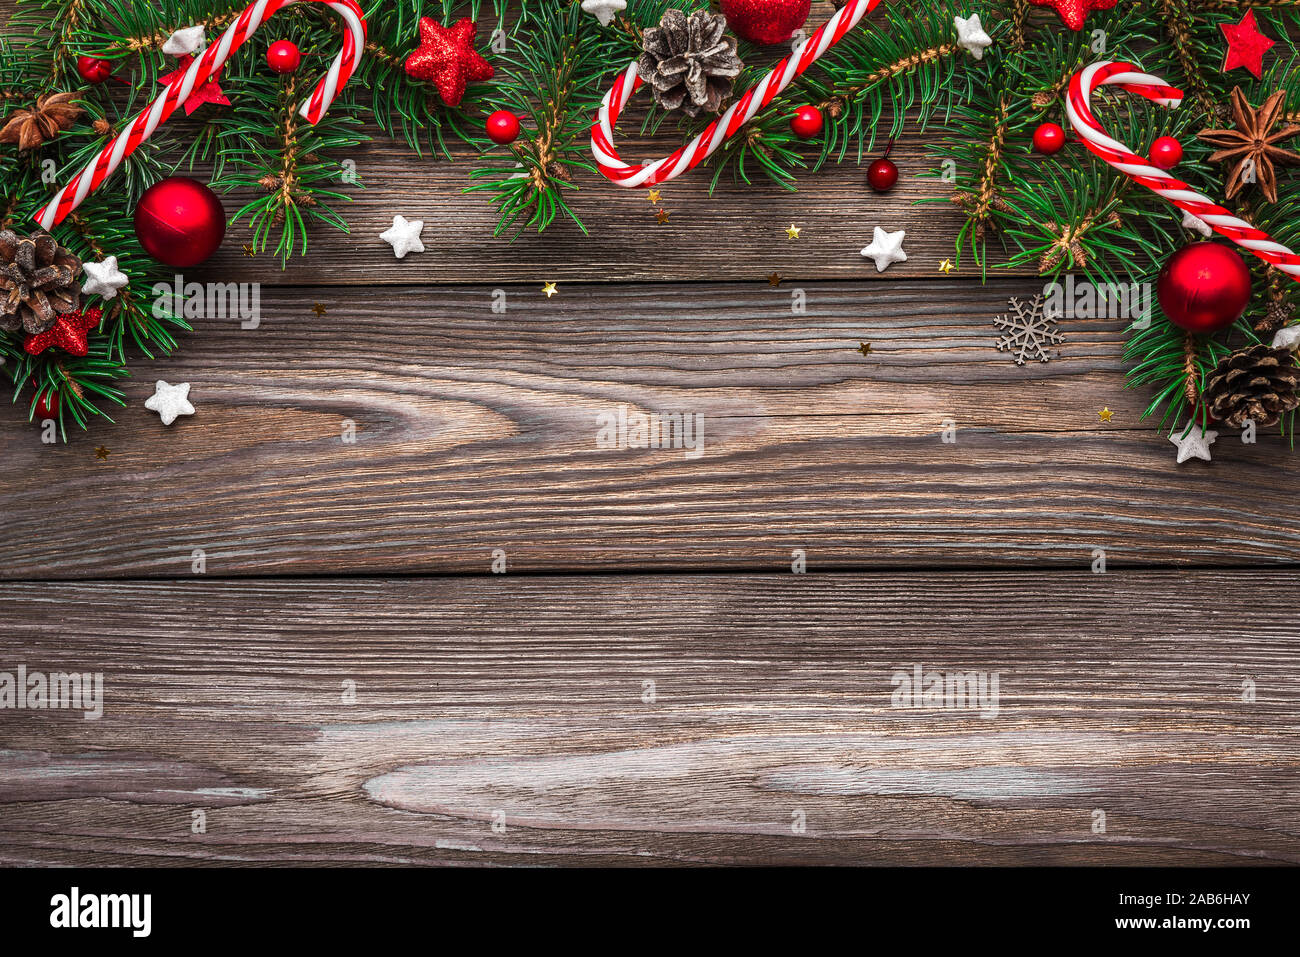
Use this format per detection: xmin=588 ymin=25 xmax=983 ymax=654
xmin=994 ymin=294 xmax=1064 ymax=365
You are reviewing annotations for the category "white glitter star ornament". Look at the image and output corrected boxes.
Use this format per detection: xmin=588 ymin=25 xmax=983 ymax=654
xmin=953 ymin=14 xmax=993 ymax=60
xmin=162 ymin=25 xmax=206 ymax=56
xmin=81 ymin=256 xmax=129 ymax=299
xmin=1169 ymin=422 xmax=1217 ymax=463
xmin=860 ymin=226 xmax=908 ymax=272
xmin=145 ymin=380 xmax=195 ymax=426
xmin=581 ymin=0 xmax=626 ymax=27
xmin=380 ymin=215 xmax=425 ymax=259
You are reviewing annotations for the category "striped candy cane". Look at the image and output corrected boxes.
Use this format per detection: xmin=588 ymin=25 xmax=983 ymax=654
xmin=591 ymin=0 xmax=884 ymax=187
xmin=35 ymin=0 xmax=366 ymax=230
xmin=1066 ymin=60 xmax=1300 ymax=283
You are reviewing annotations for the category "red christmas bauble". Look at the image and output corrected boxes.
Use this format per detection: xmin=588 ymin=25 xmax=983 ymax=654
xmin=134 ymin=177 xmax=226 ymax=268
xmin=1149 ymin=135 xmax=1183 ymax=170
xmin=266 ymin=40 xmax=302 ymax=74
xmin=789 ymin=105 xmax=823 ymax=139
xmin=1157 ymin=242 xmax=1253 ymax=334
xmin=1032 ymin=122 xmax=1067 ymax=155
xmin=486 ymin=109 xmax=521 ymax=145
xmin=31 ymin=381 xmax=59 ymax=419
xmin=720 ymin=0 xmax=811 ymax=45
xmin=867 ymin=157 xmax=899 ymax=192
xmin=77 ymin=55 xmax=113 ymax=84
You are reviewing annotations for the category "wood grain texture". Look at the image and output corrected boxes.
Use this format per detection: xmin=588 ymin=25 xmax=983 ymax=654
xmin=1 ymin=573 xmax=1296 ymax=866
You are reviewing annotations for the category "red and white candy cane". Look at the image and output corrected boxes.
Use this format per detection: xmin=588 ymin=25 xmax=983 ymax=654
xmin=34 ymin=0 xmax=366 ymax=230
xmin=1066 ymin=60 xmax=1300 ymax=283
xmin=591 ymin=0 xmax=884 ymax=187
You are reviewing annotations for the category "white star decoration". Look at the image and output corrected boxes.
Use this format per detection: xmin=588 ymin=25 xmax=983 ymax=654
xmin=860 ymin=226 xmax=908 ymax=272
xmin=81 ymin=256 xmax=129 ymax=299
xmin=580 ymin=0 xmax=626 ymax=27
xmin=953 ymin=14 xmax=993 ymax=60
xmin=1181 ymin=210 xmax=1214 ymax=238
xmin=1272 ymin=325 xmax=1300 ymax=350
xmin=380 ymin=215 xmax=425 ymax=259
xmin=162 ymin=25 xmax=207 ymax=56
xmin=1169 ymin=422 xmax=1217 ymax=463
xmin=145 ymin=380 xmax=195 ymax=426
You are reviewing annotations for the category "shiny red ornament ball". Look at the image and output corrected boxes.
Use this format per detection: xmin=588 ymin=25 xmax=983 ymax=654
xmin=789 ymin=105 xmax=823 ymax=139
xmin=486 ymin=109 xmax=521 ymax=145
xmin=867 ymin=157 xmax=899 ymax=192
xmin=266 ymin=40 xmax=302 ymax=74
xmin=1032 ymin=122 xmax=1067 ymax=155
xmin=77 ymin=55 xmax=113 ymax=84
xmin=720 ymin=0 xmax=811 ymax=45
xmin=1157 ymin=242 xmax=1253 ymax=334
xmin=1149 ymin=136 xmax=1183 ymax=170
xmin=32 ymin=382 xmax=59 ymax=419
xmin=134 ymin=177 xmax=226 ymax=268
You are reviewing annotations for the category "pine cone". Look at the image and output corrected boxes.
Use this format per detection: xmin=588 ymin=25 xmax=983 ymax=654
xmin=638 ymin=9 xmax=742 ymax=117
xmin=0 ymin=230 xmax=83 ymax=335
xmin=1203 ymin=343 xmax=1300 ymax=428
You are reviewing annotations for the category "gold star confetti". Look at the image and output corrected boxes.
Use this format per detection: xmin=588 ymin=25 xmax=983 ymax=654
xmin=938 ymin=258 xmax=955 ymax=274
xmin=242 ymin=243 xmax=256 ymax=258
xmin=542 ymin=281 xmax=558 ymax=298
xmin=858 ymin=342 xmax=872 ymax=356
xmin=1099 ymin=407 xmax=1114 ymax=422
xmin=647 ymin=189 xmax=662 ymax=204
xmin=655 ymin=208 xmax=670 ymax=225
xmin=94 ymin=445 xmax=110 ymax=460
xmin=786 ymin=224 xmax=801 ymax=240
xmin=312 ymin=303 xmax=327 ymax=317
xmin=767 ymin=272 xmax=782 ymax=287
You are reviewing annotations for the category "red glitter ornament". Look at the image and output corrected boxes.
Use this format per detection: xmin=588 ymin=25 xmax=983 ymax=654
xmin=1220 ymin=10 xmax=1276 ymax=80
xmin=404 ymin=17 xmax=494 ymax=108
xmin=1028 ymin=0 xmax=1119 ymax=31
xmin=77 ymin=55 xmax=113 ymax=84
xmin=1157 ymin=243 xmax=1253 ymax=334
xmin=789 ymin=105 xmax=823 ymax=139
xmin=1033 ymin=122 xmax=1067 ymax=154
xmin=266 ymin=40 xmax=302 ymax=74
xmin=867 ymin=157 xmax=899 ymax=192
xmin=134 ymin=177 xmax=226 ymax=268
xmin=485 ymin=109 xmax=521 ymax=145
xmin=720 ymin=0 xmax=811 ymax=45
xmin=23 ymin=307 xmax=101 ymax=357
xmin=1149 ymin=136 xmax=1183 ymax=170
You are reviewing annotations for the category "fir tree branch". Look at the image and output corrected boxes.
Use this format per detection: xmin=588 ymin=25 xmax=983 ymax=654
xmin=1155 ymin=0 xmax=1218 ymax=118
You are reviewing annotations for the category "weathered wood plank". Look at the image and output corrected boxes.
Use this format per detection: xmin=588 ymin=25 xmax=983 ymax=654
xmin=0 ymin=572 xmax=1295 ymax=865
xmin=1 ymin=280 xmax=1294 ymax=578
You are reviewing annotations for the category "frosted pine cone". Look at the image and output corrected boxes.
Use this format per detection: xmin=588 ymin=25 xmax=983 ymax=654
xmin=638 ymin=9 xmax=742 ymax=117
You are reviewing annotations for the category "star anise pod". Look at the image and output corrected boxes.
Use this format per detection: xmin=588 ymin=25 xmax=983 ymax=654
xmin=0 ymin=91 xmax=84 ymax=151
xmin=1198 ymin=87 xmax=1300 ymax=204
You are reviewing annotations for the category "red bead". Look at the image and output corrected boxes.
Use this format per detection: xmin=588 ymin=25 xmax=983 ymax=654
xmin=134 ymin=177 xmax=226 ymax=268
xmin=1149 ymin=136 xmax=1183 ymax=170
xmin=720 ymin=0 xmax=811 ymax=45
xmin=789 ymin=105 xmax=823 ymax=139
xmin=485 ymin=109 xmax=521 ymax=145
xmin=31 ymin=382 xmax=59 ymax=419
xmin=1157 ymin=242 xmax=1253 ymax=334
xmin=866 ymin=157 xmax=899 ymax=192
xmin=266 ymin=40 xmax=302 ymax=74
xmin=1032 ymin=122 xmax=1067 ymax=155
xmin=76 ymin=55 xmax=113 ymax=84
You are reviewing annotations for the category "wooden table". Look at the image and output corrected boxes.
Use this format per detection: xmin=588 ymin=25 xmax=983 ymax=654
xmin=3 ymin=3 xmax=1298 ymax=866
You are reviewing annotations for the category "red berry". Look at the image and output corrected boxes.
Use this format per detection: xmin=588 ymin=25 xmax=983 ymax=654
xmin=1032 ymin=122 xmax=1066 ymax=155
xmin=77 ymin=55 xmax=113 ymax=84
xmin=866 ymin=157 xmax=899 ymax=192
xmin=31 ymin=383 xmax=59 ymax=419
xmin=1149 ymin=135 xmax=1183 ymax=170
xmin=789 ymin=105 xmax=823 ymax=139
xmin=266 ymin=40 xmax=301 ymax=74
xmin=486 ymin=109 xmax=521 ymax=145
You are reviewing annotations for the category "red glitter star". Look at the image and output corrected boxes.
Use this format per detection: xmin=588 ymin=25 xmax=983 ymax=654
xmin=1027 ymin=0 xmax=1118 ymax=31
xmin=1220 ymin=10 xmax=1276 ymax=80
xmin=24 ymin=306 xmax=102 ymax=356
xmin=160 ymin=55 xmax=231 ymax=115
xmin=403 ymin=17 xmax=494 ymax=108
